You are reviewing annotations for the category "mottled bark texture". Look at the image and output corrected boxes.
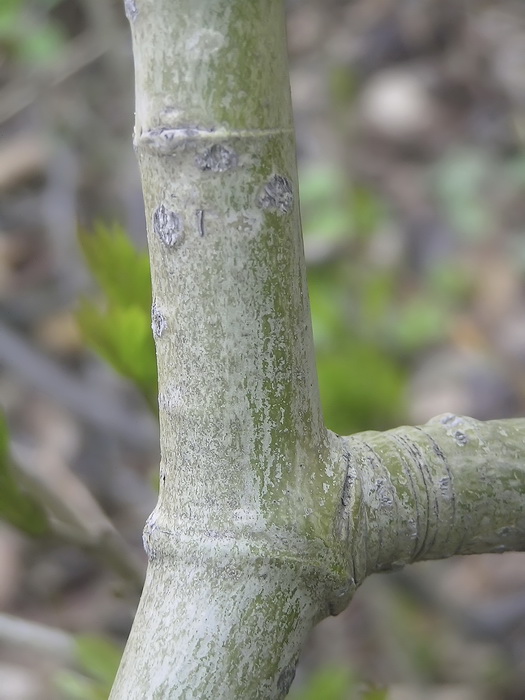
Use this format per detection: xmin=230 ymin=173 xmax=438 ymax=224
xmin=110 ymin=1 xmax=525 ymax=697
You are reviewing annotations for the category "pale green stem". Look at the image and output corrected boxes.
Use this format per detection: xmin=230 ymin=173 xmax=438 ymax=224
xmin=340 ymin=414 xmax=525 ymax=585
xmin=112 ymin=1 xmax=348 ymax=697
xmin=111 ymin=1 xmax=525 ymax=698
xmin=131 ymin=0 xmax=336 ymax=536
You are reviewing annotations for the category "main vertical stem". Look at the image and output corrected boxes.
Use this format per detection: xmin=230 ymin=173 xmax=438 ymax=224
xmin=111 ymin=1 xmax=350 ymax=697
xmin=135 ymin=0 xmax=334 ymax=539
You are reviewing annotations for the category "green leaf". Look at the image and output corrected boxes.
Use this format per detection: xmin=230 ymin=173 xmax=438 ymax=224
xmin=55 ymin=671 xmax=106 ymax=700
xmin=76 ymin=301 xmax=157 ymax=410
xmin=389 ymin=297 xmax=448 ymax=352
xmin=308 ymin=265 xmax=406 ymax=435
xmin=349 ymin=184 xmax=385 ymax=237
xmin=300 ymin=165 xmax=353 ymax=242
xmin=18 ymin=24 xmax=64 ymax=63
xmin=0 ymin=0 xmax=65 ymax=64
xmin=0 ymin=413 xmax=50 ymax=536
xmin=78 ymin=223 xmax=152 ymax=311
xmin=299 ymin=165 xmax=344 ymax=205
xmin=433 ymin=150 xmax=493 ymax=240
xmin=289 ymin=667 xmax=388 ymax=700
xmin=76 ymin=223 xmax=157 ymax=410
xmin=55 ymin=635 xmax=122 ymax=699
xmin=317 ymin=338 xmax=406 ymax=435
xmin=300 ymin=166 xmax=386 ymax=242
xmin=289 ymin=667 xmax=356 ymax=700
xmin=75 ymin=635 xmax=122 ymax=686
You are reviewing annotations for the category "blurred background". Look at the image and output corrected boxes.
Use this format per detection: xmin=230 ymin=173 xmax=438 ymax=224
xmin=0 ymin=0 xmax=524 ymax=698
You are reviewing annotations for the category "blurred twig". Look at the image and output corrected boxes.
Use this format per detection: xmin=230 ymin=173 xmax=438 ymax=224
xmin=12 ymin=441 xmax=146 ymax=592
xmin=0 ymin=134 xmax=48 ymax=191
xmin=0 ymin=321 xmax=158 ymax=451
xmin=393 ymin=569 xmax=525 ymax=641
xmin=80 ymin=0 xmax=130 ymax=80
xmin=0 ymin=30 xmax=129 ymax=126
xmin=0 ymin=612 xmax=75 ymax=662
xmin=304 ymin=238 xmax=356 ymax=266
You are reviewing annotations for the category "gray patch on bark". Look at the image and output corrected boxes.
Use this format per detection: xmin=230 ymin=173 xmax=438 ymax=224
xmin=124 ymin=0 xmax=138 ymax=22
xmin=374 ymin=478 xmax=393 ymax=507
xmin=439 ymin=476 xmax=450 ymax=496
xmin=151 ymin=300 xmax=167 ymax=339
xmin=258 ymin=175 xmax=293 ymax=213
xmin=328 ymin=579 xmax=355 ymax=616
xmin=153 ymin=204 xmax=184 ymax=247
xmin=453 ymin=430 xmax=468 ymax=446
xmin=137 ymin=126 xmax=216 ymax=154
xmin=340 ymin=445 xmax=356 ymax=509
xmin=142 ymin=512 xmax=158 ymax=560
xmin=440 ymin=413 xmax=462 ymax=427
xmin=277 ymin=662 xmax=296 ymax=695
xmin=196 ymin=209 xmax=205 ymax=237
xmin=195 ymin=144 xmax=238 ymax=172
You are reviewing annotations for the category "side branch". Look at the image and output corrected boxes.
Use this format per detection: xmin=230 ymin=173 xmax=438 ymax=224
xmin=340 ymin=414 xmax=525 ymax=583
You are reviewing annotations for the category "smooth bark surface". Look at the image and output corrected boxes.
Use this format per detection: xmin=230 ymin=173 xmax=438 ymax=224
xmin=111 ymin=1 xmax=525 ymax=697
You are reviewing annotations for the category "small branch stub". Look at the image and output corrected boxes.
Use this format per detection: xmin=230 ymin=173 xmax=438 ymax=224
xmin=195 ymin=144 xmax=238 ymax=172
xmin=153 ymin=204 xmax=184 ymax=248
xmin=257 ymin=174 xmax=293 ymax=214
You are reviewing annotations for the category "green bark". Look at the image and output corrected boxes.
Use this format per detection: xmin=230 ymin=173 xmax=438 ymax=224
xmin=111 ymin=1 xmax=525 ymax=697
xmin=341 ymin=415 xmax=525 ymax=587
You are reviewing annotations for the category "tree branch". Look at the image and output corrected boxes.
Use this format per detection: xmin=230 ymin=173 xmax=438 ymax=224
xmin=339 ymin=414 xmax=525 ymax=584
xmin=0 ymin=613 xmax=74 ymax=662
xmin=111 ymin=0 xmax=525 ymax=697
xmin=112 ymin=1 xmax=340 ymax=697
xmin=12 ymin=442 xmax=146 ymax=591
xmin=0 ymin=321 xmax=157 ymax=451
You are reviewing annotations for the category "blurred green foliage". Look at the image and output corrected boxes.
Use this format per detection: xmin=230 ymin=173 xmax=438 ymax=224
xmin=300 ymin=165 xmax=386 ymax=242
xmin=300 ymin=165 xmax=407 ymax=434
xmin=309 ymin=267 xmax=407 ymax=435
xmin=0 ymin=0 xmax=64 ymax=64
xmin=433 ymin=150 xmax=494 ymax=241
xmin=0 ymin=412 xmax=50 ymax=536
xmin=55 ymin=635 xmax=122 ymax=700
xmin=289 ymin=666 xmax=387 ymax=700
xmin=76 ymin=223 xmax=158 ymax=411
